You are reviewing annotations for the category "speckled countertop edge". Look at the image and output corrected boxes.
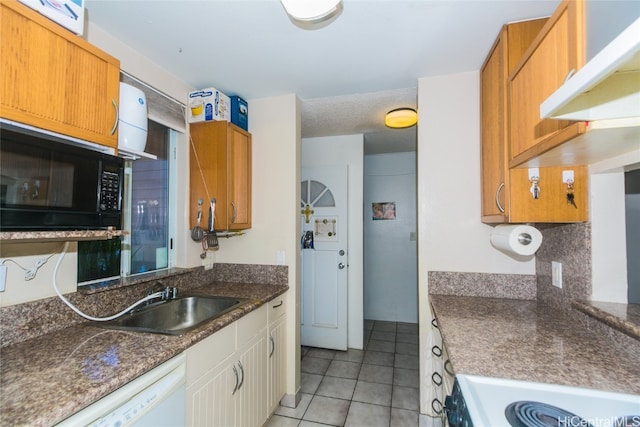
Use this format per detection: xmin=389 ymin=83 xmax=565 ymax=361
xmin=572 ymin=300 xmax=640 ymax=340
xmin=0 ymin=282 xmax=288 ymax=427
xmin=430 ymin=295 xmax=640 ymax=395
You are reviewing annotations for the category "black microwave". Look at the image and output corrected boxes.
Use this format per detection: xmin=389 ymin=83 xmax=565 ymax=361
xmin=0 ymin=128 xmax=124 ymax=231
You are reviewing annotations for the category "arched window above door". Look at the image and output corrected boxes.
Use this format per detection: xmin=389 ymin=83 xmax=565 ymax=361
xmin=301 ymin=179 xmax=335 ymax=208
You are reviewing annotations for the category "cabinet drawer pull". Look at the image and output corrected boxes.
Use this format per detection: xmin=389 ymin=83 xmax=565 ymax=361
xmin=495 ymin=182 xmax=505 ymax=213
xmin=432 ymin=345 xmax=442 ymax=357
xmin=232 ymin=364 xmax=239 ymax=395
xmin=432 ymin=371 xmax=443 ymax=386
xmin=432 ymin=398 xmax=443 ymax=415
xmin=269 ymin=335 xmax=275 ymax=358
xmin=272 ymin=300 xmax=283 ymax=309
xmin=110 ymin=99 xmax=119 ymax=136
xmin=431 ymin=318 xmax=439 ymax=329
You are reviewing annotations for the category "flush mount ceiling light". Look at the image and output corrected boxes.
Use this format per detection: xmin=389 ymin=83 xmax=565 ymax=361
xmin=280 ymin=0 xmax=343 ymax=29
xmin=385 ymin=108 xmax=418 ymax=129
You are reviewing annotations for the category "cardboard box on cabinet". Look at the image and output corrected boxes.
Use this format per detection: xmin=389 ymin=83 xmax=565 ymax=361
xmin=188 ymin=87 xmax=230 ymax=123
xmin=18 ymin=0 xmax=85 ymax=35
xmin=230 ymin=96 xmax=248 ymax=131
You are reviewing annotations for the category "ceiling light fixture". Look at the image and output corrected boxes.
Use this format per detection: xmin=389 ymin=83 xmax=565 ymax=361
xmin=280 ymin=0 xmax=343 ymax=28
xmin=385 ymin=108 xmax=418 ymax=129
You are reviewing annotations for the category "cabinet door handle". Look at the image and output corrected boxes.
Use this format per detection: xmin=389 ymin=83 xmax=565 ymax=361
xmin=564 ymin=68 xmax=576 ymax=83
xmin=110 ymin=99 xmax=119 ymax=136
xmin=495 ymin=182 xmax=505 ymax=213
xmin=231 ymin=202 xmax=237 ymax=223
xmin=238 ymin=361 xmax=244 ymax=390
xmin=272 ymin=300 xmax=283 ymax=309
xmin=232 ymin=364 xmax=239 ymax=395
xmin=269 ymin=335 xmax=275 ymax=358
xmin=444 ymin=359 xmax=454 ymax=377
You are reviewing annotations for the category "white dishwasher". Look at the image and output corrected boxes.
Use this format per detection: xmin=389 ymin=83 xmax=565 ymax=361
xmin=56 ymin=353 xmax=186 ymax=427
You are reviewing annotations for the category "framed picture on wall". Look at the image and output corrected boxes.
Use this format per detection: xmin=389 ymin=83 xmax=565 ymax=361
xmin=372 ymin=202 xmax=396 ymax=220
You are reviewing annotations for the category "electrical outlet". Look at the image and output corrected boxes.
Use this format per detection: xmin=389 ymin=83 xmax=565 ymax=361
xmin=552 ymin=261 xmax=562 ymax=288
xmin=203 ymin=251 xmax=215 ymax=270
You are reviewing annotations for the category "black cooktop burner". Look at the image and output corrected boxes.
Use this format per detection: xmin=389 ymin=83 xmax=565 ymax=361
xmin=505 ymin=401 xmax=593 ymax=427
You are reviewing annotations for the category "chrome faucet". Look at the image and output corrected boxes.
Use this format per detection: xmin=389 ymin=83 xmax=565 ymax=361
xmin=145 ymin=285 xmax=178 ymax=304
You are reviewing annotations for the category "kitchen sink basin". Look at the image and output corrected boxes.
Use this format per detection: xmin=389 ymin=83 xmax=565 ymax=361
xmin=95 ymin=296 xmax=247 ymax=335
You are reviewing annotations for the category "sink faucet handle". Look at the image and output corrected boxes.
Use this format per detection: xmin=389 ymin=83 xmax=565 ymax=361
xmin=166 ymin=287 xmax=178 ymax=299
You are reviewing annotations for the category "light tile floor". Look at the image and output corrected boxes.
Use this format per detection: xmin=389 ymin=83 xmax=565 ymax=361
xmin=264 ymin=320 xmax=420 ymax=427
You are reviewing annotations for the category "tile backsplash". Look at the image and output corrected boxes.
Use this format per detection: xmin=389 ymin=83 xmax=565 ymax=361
xmin=428 ymin=271 xmax=536 ymax=300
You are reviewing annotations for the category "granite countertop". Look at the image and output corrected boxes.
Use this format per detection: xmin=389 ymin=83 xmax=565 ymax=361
xmin=573 ymin=300 xmax=640 ymax=339
xmin=0 ymin=282 xmax=288 ymax=427
xmin=430 ymin=295 xmax=640 ymax=395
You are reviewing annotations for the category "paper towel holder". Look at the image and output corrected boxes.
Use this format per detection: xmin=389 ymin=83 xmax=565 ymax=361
xmin=518 ymin=233 xmax=533 ymax=245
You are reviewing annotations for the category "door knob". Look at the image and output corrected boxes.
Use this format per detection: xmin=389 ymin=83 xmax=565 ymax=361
xmin=338 ymin=263 xmax=345 ymax=269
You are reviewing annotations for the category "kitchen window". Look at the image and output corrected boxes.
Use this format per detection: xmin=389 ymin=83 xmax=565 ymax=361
xmin=78 ymin=120 xmax=177 ymax=286
xmin=78 ymin=73 xmax=183 ymax=287
xmin=125 ymin=120 xmax=172 ymax=275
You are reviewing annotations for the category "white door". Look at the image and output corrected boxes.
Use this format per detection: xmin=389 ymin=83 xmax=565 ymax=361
xmin=300 ymin=166 xmax=348 ymax=350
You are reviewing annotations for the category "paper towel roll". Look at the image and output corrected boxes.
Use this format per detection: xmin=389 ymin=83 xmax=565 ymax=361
xmin=490 ymin=225 xmax=542 ymax=256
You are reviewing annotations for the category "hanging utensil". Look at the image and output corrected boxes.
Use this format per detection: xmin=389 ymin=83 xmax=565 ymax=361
xmin=191 ymin=199 xmax=204 ymax=242
xmin=200 ymin=237 xmax=208 ymax=259
xmin=207 ymin=198 xmax=219 ymax=250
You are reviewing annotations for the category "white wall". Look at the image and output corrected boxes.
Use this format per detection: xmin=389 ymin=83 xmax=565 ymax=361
xmin=589 ymin=150 xmax=640 ymax=303
xmin=0 ymin=242 xmax=77 ymax=306
xmin=302 ymin=135 xmax=364 ymax=350
xmin=416 ymin=71 xmax=536 ymax=416
xmin=364 ymin=152 xmax=417 ymax=323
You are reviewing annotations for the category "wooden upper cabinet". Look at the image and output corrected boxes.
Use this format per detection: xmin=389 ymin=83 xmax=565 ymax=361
xmin=507 ymin=0 xmax=586 ymax=167
xmin=190 ymin=121 xmax=252 ymax=232
xmin=481 ymin=16 xmax=588 ymax=224
xmin=481 ymin=19 xmax=547 ymax=223
xmin=0 ymin=1 xmax=120 ymax=148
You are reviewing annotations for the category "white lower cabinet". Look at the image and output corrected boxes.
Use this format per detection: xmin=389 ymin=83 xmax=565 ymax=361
xmin=185 ymin=304 xmax=270 ymax=427
xmin=235 ymin=331 xmax=268 ymax=427
xmin=267 ymin=295 xmax=288 ymax=414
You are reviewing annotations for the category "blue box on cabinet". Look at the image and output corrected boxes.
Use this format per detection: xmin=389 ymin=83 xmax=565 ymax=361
xmin=230 ymin=96 xmax=248 ymax=131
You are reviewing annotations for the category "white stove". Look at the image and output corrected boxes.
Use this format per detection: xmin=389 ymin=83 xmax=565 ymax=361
xmin=444 ymin=375 xmax=640 ymax=427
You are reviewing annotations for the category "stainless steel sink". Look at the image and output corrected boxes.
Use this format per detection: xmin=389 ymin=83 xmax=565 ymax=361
xmin=95 ymin=296 xmax=247 ymax=335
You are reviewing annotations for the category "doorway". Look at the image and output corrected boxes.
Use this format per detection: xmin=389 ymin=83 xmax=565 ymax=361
xmin=363 ymin=152 xmax=418 ymax=323
xmin=301 ymin=135 xmax=364 ymax=350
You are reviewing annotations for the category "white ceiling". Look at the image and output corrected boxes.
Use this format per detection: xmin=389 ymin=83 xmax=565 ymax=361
xmin=84 ymin=0 xmax=558 ymax=154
